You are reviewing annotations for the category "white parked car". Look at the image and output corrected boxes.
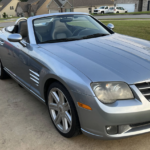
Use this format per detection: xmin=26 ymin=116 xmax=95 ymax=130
xmin=93 ymin=6 xmax=110 ymax=14
xmin=108 ymin=6 xmax=128 ymax=13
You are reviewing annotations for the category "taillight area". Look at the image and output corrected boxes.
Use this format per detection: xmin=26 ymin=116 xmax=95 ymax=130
xmin=114 ymin=9 xmax=116 ymax=11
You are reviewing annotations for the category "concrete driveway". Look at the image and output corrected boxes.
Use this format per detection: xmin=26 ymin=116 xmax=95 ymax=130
xmin=1 ymin=78 xmax=150 ymax=150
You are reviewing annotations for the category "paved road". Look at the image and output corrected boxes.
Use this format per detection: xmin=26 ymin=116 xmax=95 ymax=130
xmin=95 ymin=14 xmax=150 ymax=19
xmin=1 ymin=78 xmax=150 ymax=150
xmin=0 ymin=22 xmax=15 ymax=27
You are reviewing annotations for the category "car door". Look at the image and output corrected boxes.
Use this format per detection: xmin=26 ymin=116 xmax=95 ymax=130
xmin=11 ymin=40 xmax=31 ymax=88
xmin=4 ymin=37 xmax=31 ymax=88
xmin=104 ymin=7 xmax=109 ymax=13
xmin=109 ymin=7 xmax=114 ymax=13
xmin=0 ymin=24 xmax=31 ymax=88
xmin=117 ymin=7 xmax=120 ymax=13
xmin=120 ymin=7 xmax=124 ymax=13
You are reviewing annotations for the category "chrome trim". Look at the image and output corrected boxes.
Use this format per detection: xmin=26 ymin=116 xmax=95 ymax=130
xmin=4 ymin=67 xmax=16 ymax=77
xmin=29 ymin=69 xmax=40 ymax=77
xmin=81 ymin=128 xmax=103 ymax=137
xmin=30 ymin=90 xmax=44 ymax=102
xmin=8 ymin=34 xmax=22 ymax=42
xmin=143 ymin=93 xmax=150 ymax=96
xmin=139 ymin=87 xmax=150 ymax=90
xmin=30 ymin=77 xmax=39 ymax=84
xmin=15 ymin=17 xmax=27 ymax=25
xmin=135 ymin=79 xmax=150 ymax=84
xmin=4 ymin=67 xmax=45 ymax=102
xmin=30 ymin=73 xmax=39 ymax=80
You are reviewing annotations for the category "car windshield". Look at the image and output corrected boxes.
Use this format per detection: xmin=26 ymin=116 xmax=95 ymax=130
xmin=33 ymin=15 xmax=111 ymax=44
xmin=109 ymin=7 xmax=114 ymax=10
xmin=99 ymin=6 xmax=105 ymax=9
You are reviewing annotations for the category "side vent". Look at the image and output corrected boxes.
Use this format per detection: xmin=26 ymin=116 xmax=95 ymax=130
xmin=29 ymin=69 xmax=40 ymax=86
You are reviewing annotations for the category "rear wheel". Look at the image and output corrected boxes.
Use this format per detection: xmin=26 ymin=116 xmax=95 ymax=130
xmin=125 ymin=11 xmax=127 ymax=13
xmin=117 ymin=11 xmax=119 ymax=13
xmin=47 ymin=82 xmax=81 ymax=138
xmin=0 ymin=60 xmax=8 ymax=80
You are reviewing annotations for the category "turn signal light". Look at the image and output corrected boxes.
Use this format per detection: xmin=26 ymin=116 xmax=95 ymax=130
xmin=77 ymin=102 xmax=92 ymax=110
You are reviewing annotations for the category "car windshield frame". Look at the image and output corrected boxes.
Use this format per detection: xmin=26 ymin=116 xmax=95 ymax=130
xmin=32 ymin=14 xmax=114 ymax=44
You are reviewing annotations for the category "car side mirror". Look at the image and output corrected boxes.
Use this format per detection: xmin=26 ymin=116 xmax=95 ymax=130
xmin=107 ymin=23 xmax=114 ymax=30
xmin=8 ymin=34 xmax=22 ymax=42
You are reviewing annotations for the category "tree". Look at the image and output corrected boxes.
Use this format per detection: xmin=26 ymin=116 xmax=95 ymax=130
xmin=3 ymin=12 xmax=7 ymax=18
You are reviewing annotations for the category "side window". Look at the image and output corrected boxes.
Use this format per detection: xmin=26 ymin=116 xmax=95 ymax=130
xmin=122 ymin=7 xmax=124 ymax=10
xmin=33 ymin=18 xmax=53 ymax=43
xmin=105 ymin=7 xmax=108 ymax=9
xmin=10 ymin=6 xmax=14 ymax=10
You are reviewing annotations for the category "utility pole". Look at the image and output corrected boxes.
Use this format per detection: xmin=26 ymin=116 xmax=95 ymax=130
xmin=72 ymin=0 xmax=74 ymax=12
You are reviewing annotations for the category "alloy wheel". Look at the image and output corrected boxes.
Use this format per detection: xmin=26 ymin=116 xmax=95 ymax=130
xmin=48 ymin=88 xmax=72 ymax=133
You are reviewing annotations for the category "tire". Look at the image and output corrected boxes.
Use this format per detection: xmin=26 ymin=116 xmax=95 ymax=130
xmin=117 ymin=11 xmax=119 ymax=13
xmin=125 ymin=11 xmax=127 ymax=13
xmin=101 ymin=11 xmax=104 ymax=14
xmin=47 ymin=82 xmax=81 ymax=138
xmin=0 ymin=60 xmax=8 ymax=80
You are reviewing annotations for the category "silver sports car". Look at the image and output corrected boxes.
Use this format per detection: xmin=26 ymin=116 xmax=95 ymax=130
xmin=0 ymin=12 xmax=150 ymax=139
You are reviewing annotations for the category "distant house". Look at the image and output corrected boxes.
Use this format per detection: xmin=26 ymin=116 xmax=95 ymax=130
xmin=47 ymin=0 xmax=114 ymax=13
xmin=0 ymin=0 xmax=19 ymax=18
xmin=16 ymin=0 xmax=114 ymax=17
xmin=69 ymin=0 xmax=114 ymax=13
xmin=16 ymin=0 xmax=73 ymax=17
xmin=16 ymin=0 xmax=47 ymax=17
xmin=114 ymin=0 xmax=150 ymax=12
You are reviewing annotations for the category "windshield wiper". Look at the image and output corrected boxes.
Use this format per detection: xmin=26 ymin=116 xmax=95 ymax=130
xmin=40 ymin=38 xmax=80 ymax=43
xmin=81 ymin=33 xmax=109 ymax=39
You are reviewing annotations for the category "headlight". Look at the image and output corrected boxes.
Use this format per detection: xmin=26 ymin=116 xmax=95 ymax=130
xmin=91 ymin=82 xmax=134 ymax=104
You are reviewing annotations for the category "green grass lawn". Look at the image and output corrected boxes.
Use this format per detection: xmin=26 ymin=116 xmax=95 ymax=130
xmin=101 ymin=20 xmax=150 ymax=41
xmin=68 ymin=20 xmax=150 ymax=41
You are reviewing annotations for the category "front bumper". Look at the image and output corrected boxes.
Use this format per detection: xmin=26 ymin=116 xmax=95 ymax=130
xmin=93 ymin=12 xmax=100 ymax=14
xmin=71 ymin=85 xmax=150 ymax=139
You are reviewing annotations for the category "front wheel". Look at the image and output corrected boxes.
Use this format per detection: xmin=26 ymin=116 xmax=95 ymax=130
xmin=101 ymin=11 xmax=104 ymax=14
xmin=47 ymin=82 xmax=81 ymax=138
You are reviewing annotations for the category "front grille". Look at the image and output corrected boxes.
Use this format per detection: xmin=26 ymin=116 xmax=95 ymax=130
xmin=94 ymin=10 xmax=98 ymax=12
xmin=135 ymin=82 xmax=150 ymax=101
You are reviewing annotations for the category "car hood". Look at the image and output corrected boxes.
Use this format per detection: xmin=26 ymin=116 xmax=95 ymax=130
xmin=39 ymin=33 xmax=150 ymax=84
